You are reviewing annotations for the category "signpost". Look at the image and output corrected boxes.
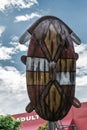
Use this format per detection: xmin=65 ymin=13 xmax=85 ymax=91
xmin=19 ymin=15 xmax=81 ymax=130
xmin=49 ymin=122 xmax=55 ymax=130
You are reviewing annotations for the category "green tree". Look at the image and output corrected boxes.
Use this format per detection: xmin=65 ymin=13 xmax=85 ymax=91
xmin=0 ymin=115 xmax=21 ymax=130
xmin=37 ymin=122 xmax=48 ymax=130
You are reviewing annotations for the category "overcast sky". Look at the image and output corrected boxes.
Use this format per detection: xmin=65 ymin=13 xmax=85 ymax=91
xmin=0 ymin=0 xmax=87 ymax=115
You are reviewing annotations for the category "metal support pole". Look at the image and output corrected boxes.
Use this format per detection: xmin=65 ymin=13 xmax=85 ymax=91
xmin=72 ymin=125 xmax=77 ymax=130
xmin=48 ymin=121 xmax=55 ymax=130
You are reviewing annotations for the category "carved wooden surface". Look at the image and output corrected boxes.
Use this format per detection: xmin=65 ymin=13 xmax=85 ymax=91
xmin=21 ymin=16 xmax=81 ymax=121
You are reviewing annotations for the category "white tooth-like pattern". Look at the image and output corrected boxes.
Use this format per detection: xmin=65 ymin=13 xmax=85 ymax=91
xmin=26 ymin=57 xmax=75 ymax=85
xmin=56 ymin=72 xmax=75 ymax=85
xmin=26 ymin=57 xmax=49 ymax=71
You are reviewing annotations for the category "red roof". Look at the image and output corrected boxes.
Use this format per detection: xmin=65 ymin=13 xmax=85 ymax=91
xmin=71 ymin=102 xmax=87 ymax=130
xmin=61 ymin=102 xmax=87 ymax=130
xmin=13 ymin=111 xmax=46 ymax=130
xmin=12 ymin=102 xmax=87 ymax=130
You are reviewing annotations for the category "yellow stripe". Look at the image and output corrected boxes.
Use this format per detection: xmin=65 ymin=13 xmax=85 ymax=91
xmin=45 ymin=84 xmax=61 ymax=112
xmin=56 ymin=59 xmax=76 ymax=72
xmin=44 ymin=24 xmax=58 ymax=59
xmin=26 ymin=71 xmax=50 ymax=85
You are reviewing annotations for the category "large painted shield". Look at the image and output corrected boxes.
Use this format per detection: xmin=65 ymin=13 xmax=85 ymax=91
xmin=20 ymin=16 xmax=81 ymax=121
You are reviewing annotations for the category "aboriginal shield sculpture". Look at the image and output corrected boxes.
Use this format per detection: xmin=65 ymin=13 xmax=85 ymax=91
xmin=19 ymin=16 xmax=81 ymax=121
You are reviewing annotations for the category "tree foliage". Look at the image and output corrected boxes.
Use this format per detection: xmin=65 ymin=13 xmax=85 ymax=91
xmin=0 ymin=115 xmax=21 ymax=130
xmin=37 ymin=122 xmax=48 ymax=130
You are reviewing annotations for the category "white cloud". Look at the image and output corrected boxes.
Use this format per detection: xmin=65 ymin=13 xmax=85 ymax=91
xmin=76 ymin=74 xmax=87 ymax=102
xmin=0 ymin=36 xmax=27 ymax=60
xmin=9 ymin=35 xmax=28 ymax=51
xmin=0 ymin=26 xmax=5 ymax=36
xmin=0 ymin=65 xmax=29 ymax=114
xmin=15 ymin=44 xmax=28 ymax=51
xmin=0 ymin=36 xmax=29 ymax=114
xmin=0 ymin=0 xmax=38 ymax=12
xmin=75 ymin=43 xmax=87 ymax=68
xmin=75 ymin=43 xmax=87 ymax=102
xmin=10 ymin=35 xmax=19 ymax=41
xmin=14 ymin=13 xmax=41 ymax=22
xmin=0 ymin=46 xmax=15 ymax=60
xmin=0 ymin=66 xmax=26 ymax=91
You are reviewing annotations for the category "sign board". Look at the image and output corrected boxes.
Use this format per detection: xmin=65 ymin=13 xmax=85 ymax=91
xmin=20 ymin=16 xmax=81 ymax=121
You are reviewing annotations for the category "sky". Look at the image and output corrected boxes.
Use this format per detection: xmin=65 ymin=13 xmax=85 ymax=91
xmin=0 ymin=0 xmax=87 ymax=115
